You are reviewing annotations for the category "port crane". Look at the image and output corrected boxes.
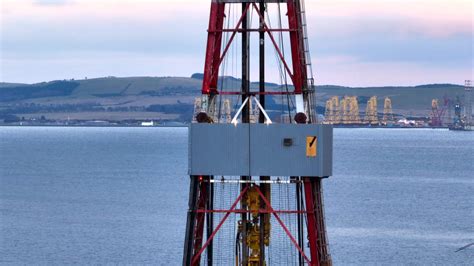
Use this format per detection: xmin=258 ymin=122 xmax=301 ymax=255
xmin=183 ymin=1 xmax=333 ymax=265
xmin=430 ymin=96 xmax=449 ymax=127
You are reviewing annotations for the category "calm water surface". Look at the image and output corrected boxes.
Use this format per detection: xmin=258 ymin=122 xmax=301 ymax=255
xmin=0 ymin=127 xmax=473 ymax=265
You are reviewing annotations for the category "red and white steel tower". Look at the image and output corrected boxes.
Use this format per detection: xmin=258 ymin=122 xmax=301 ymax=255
xmin=183 ymin=1 xmax=333 ymax=265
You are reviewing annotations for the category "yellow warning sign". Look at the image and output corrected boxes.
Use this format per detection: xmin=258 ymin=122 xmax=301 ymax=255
xmin=306 ymin=136 xmax=317 ymax=157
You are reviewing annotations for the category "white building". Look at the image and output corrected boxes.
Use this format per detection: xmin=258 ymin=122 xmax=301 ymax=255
xmin=141 ymin=121 xmax=154 ymax=126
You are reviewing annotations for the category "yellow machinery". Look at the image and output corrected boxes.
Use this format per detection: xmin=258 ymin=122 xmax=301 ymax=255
xmin=184 ymin=0 xmax=334 ymax=265
xmin=236 ymin=186 xmax=271 ymax=266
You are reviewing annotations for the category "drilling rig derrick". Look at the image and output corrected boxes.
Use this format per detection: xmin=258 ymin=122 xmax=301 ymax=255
xmin=430 ymin=98 xmax=448 ymax=127
xmin=382 ymin=97 xmax=394 ymax=125
xmin=183 ymin=1 xmax=334 ymax=265
xmin=324 ymin=96 xmax=340 ymax=124
xmin=342 ymin=96 xmax=360 ymax=124
xmin=364 ymin=96 xmax=378 ymax=125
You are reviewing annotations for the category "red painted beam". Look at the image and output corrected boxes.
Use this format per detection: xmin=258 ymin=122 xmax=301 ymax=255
xmin=286 ymin=0 xmax=305 ymax=94
xmin=191 ymin=177 xmax=208 ymax=265
xmin=213 ymin=28 xmax=295 ymax=32
xmin=202 ymin=3 xmax=251 ymax=95
xmin=218 ymin=91 xmax=295 ymax=95
xmin=202 ymin=2 xmax=225 ymax=95
xmin=252 ymin=3 xmax=295 ymax=86
xmin=191 ymin=185 xmax=250 ymax=265
xmin=215 ymin=4 xmax=251 ymax=78
xmin=195 ymin=209 xmax=307 ymax=214
xmin=204 ymin=3 xmax=302 ymax=95
xmin=304 ymin=178 xmax=321 ymax=266
xmin=254 ymin=185 xmax=312 ymax=265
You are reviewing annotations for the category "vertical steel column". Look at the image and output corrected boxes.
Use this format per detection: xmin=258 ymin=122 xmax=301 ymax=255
xmin=241 ymin=4 xmax=250 ymax=264
xmin=183 ymin=176 xmax=199 ymax=266
xmin=202 ymin=2 xmax=225 ymax=95
xmin=286 ymin=0 xmax=304 ymax=94
xmin=304 ymin=177 xmax=320 ymax=266
xmin=258 ymin=2 xmax=267 ymax=264
xmin=258 ymin=1 xmax=266 ymax=123
xmin=206 ymin=180 xmax=214 ymax=266
xmin=294 ymin=0 xmax=308 ymax=87
xmin=187 ymin=2 xmax=331 ymax=266
xmin=313 ymin=178 xmax=332 ymax=265
xmin=295 ymin=176 xmax=304 ymax=266
xmin=192 ymin=178 xmax=209 ymax=266
xmin=242 ymin=3 xmax=250 ymax=123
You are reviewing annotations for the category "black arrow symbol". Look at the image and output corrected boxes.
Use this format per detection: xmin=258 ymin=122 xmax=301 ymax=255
xmin=309 ymin=137 xmax=316 ymax=147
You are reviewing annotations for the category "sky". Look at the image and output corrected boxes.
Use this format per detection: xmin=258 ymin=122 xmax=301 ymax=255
xmin=0 ymin=0 xmax=472 ymax=86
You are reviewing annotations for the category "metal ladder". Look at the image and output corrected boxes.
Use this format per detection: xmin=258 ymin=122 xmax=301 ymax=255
xmin=297 ymin=0 xmax=318 ymax=122
xmin=298 ymin=0 xmax=315 ymax=89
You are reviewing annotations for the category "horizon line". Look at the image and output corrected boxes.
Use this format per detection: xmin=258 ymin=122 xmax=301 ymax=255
xmin=0 ymin=75 xmax=468 ymax=88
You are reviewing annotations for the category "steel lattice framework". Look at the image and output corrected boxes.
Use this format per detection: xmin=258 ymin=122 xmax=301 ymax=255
xmin=183 ymin=1 xmax=332 ymax=265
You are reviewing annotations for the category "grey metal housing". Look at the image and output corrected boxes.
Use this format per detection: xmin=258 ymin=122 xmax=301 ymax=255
xmin=189 ymin=124 xmax=333 ymax=177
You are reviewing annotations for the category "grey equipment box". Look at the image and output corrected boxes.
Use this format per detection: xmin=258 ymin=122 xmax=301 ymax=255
xmin=189 ymin=123 xmax=332 ymax=177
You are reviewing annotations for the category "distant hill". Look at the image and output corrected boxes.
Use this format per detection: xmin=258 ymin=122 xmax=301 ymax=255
xmin=0 ymin=82 xmax=29 ymax=88
xmin=0 ymin=74 xmax=465 ymax=123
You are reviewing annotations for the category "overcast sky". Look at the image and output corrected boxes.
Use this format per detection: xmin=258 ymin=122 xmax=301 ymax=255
xmin=1 ymin=0 xmax=472 ymax=86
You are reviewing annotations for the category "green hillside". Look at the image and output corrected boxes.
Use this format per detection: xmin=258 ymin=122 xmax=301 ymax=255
xmin=0 ymin=74 xmax=466 ymax=123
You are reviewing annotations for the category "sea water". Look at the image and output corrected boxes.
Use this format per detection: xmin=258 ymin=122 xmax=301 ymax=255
xmin=0 ymin=127 xmax=472 ymax=265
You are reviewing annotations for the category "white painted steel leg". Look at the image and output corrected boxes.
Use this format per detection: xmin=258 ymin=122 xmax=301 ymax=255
xmin=253 ymin=97 xmax=272 ymax=124
xmin=295 ymin=94 xmax=305 ymax=114
xmin=231 ymin=96 xmax=250 ymax=125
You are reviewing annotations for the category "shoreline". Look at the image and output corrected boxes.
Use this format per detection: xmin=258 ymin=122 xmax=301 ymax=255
xmin=0 ymin=124 xmax=456 ymax=130
xmin=0 ymin=124 xmax=188 ymax=128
